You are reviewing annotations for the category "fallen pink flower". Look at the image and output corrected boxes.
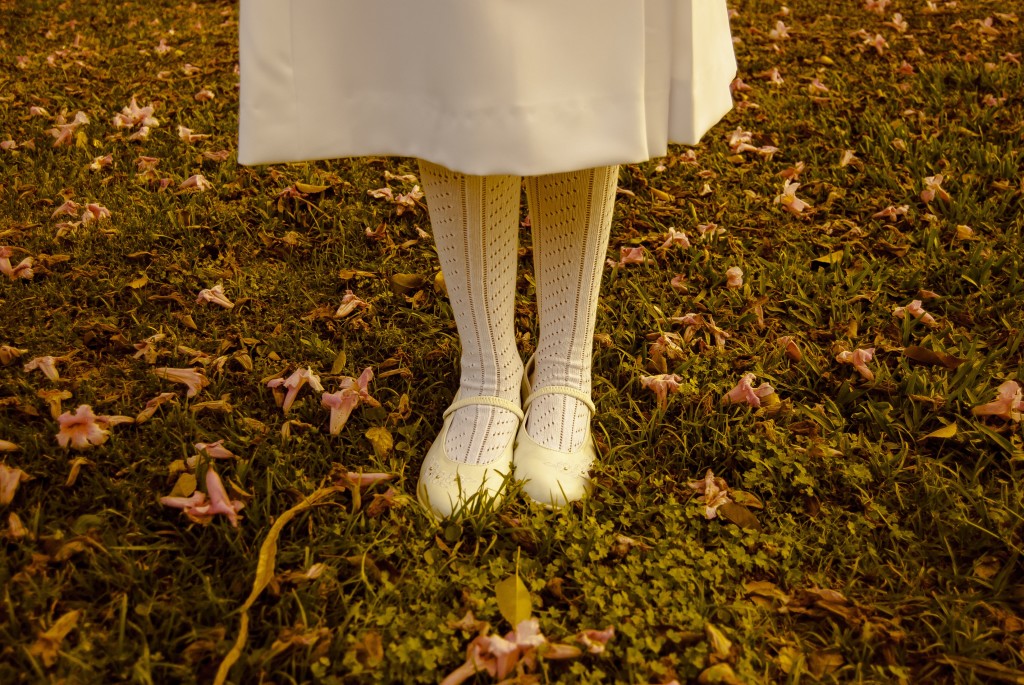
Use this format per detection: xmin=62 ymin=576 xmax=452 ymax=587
xmin=606 ymin=246 xmax=645 ymax=268
xmin=114 ymin=97 xmax=159 ymax=129
xmin=872 ymin=205 xmax=909 ymax=220
xmin=268 ymin=367 xmax=325 ymax=414
xmin=194 ymin=88 xmax=215 ymax=102
xmin=196 ymin=283 xmax=234 ymax=309
xmin=971 ymin=380 xmax=1023 ymax=422
xmin=0 ymin=247 xmax=33 ymax=280
xmin=154 ymin=38 xmax=171 ymax=55
xmin=687 ymin=469 xmax=733 ymax=519
xmin=442 ymin=618 xmax=560 ymax=685
xmin=670 ymin=274 xmax=687 ymax=292
xmin=839 ymin=149 xmax=858 ymax=167
xmin=640 ymin=374 xmax=683 ymax=410
xmin=178 ymin=125 xmax=210 ymax=143
xmin=725 ymin=266 xmax=744 ymax=289
xmin=56 ymin=405 xmax=110 ymax=450
xmin=195 ymin=439 xmax=235 ymax=459
xmin=88 ymin=154 xmax=113 ymax=171
xmin=29 ymin=106 xmax=50 ymax=117
xmin=202 ymin=149 xmax=231 ymax=162
xmin=768 ymin=20 xmax=790 ymax=40
xmin=756 ymin=67 xmax=784 ymax=84
xmin=730 ymin=77 xmax=752 ymax=93
xmin=81 ymin=203 xmax=111 ymax=226
xmin=0 ymin=140 xmax=16 ymax=151
xmin=0 ymin=464 xmax=31 ymax=506
xmin=24 ymin=355 xmax=60 ymax=381
xmin=334 ymin=290 xmax=370 ymax=318
xmin=893 ymin=300 xmax=937 ymax=326
xmin=836 ymin=347 xmax=876 ymax=381
xmin=47 ymin=111 xmax=89 ymax=147
xmin=659 ymin=227 xmax=691 ymax=250
xmin=864 ymin=33 xmax=888 ymax=56
xmin=886 ymin=12 xmax=908 ymax=32
xmin=154 ymin=367 xmax=210 ymax=398
xmin=135 ymin=392 xmax=178 ymax=423
xmin=775 ymin=180 xmax=812 ymax=216
xmin=321 ymin=367 xmax=378 ymax=433
xmin=696 ymin=222 xmax=725 ymax=238
xmin=921 ymin=174 xmax=951 ymax=203
xmin=777 ymin=336 xmax=802 ymax=362
xmin=722 ymin=373 xmax=776 ymax=407
xmin=182 ymin=63 xmax=201 ymax=76
xmin=779 ymin=161 xmax=806 ymax=180
xmin=575 ymin=627 xmax=616 ymax=654
xmin=136 ymin=156 xmax=160 ymax=172
xmin=127 ymin=126 xmax=151 ymax=141
xmin=809 ymin=78 xmax=830 ymax=94
xmin=162 ymin=467 xmax=245 ymax=527
xmin=179 ymin=174 xmax=212 ymax=191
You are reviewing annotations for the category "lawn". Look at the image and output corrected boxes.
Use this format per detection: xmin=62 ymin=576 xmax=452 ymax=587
xmin=0 ymin=0 xmax=1022 ymax=683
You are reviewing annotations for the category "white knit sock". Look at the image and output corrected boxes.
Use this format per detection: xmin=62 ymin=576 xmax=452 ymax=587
xmin=418 ymin=159 xmax=524 ymax=465
xmin=524 ymin=165 xmax=618 ymax=452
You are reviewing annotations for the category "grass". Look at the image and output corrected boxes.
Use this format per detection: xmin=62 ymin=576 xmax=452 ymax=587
xmin=0 ymin=0 xmax=1022 ymax=683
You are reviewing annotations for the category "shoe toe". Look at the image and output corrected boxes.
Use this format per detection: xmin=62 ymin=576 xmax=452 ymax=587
xmin=513 ymin=423 xmax=594 ymax=507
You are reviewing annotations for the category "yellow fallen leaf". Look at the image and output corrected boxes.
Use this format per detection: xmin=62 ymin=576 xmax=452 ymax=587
xmin=295 ymin=182 xmax=330 ymax=194
xmin=128 ymin=274 xmax=149 ymax=289
xmin=28 ymin=609 xmax=81 ymax=667
xmin=495 ymin=572 xmax=532 ymax=627
xmin=364 ymin=427 xmax=393 ymax=459
xmin=922 ymin=423 xmax=957 ymax=440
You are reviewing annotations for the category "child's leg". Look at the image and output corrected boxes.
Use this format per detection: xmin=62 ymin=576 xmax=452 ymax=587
xmin=524 ymin=166 xmax=618 ymax=451
xmin=417 ymin=159 xmax=524 ymax=465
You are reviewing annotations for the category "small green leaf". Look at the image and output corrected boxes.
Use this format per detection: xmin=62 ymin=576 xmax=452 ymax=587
xmin=495 ymin=572 xmax=532 ymax=627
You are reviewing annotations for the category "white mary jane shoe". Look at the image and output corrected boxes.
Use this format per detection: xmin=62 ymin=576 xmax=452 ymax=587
xmin=513 ymin=355 xmax=598 ymax=508
xmin=417 ymin=390 xmax=524 ymax=520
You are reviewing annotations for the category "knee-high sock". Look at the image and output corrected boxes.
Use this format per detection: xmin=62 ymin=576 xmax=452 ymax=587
xmin=524 ymin=165 xmax=618 ymax=452
xmin=418 ymin=159 xmax=524 ymax=465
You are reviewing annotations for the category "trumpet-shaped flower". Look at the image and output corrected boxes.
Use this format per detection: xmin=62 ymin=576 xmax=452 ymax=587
xmin=971 ymin=381 xmax=1023 ymax=422
xmin=160 ymin=467 xmax=245 ymax=527
xmin=178 ymin=126 xmax=210 ymax=143
xmin=268 ymin=367 xmax=325 ymax=414
xmin=56 ymin=405 xmax=110 ymax=450
xmin=606 ymin=246 xmax=645 ymax=268
xmin=921 ymin=174 xmax=951 ymax=203
xmin=179 ymin=174 xmax=212 ymax=191
xmin=47 ymin=111 xmax=88 ymax=147
xmin=441 ymin=618 xmax=582 ymax=685
xmin=321 ymin=367 xmax=378 ymax=433
xmin=88 ymin=154 xmax=113 ymax=171
xmin=81 ymin=203 xmax=111 ymax=226
xmin=154 ymin=367 xmax=210 ymax=398
xmin=659 ymin=227 xmax=691 ymax=250
xmin=0 ymin=247 xmax=34 ymax=280
xmin=0 ymin=464 xmax=31 ymax=506
xmin=194 ymin=88 xmax=215 ymax=102
xmin=725 ymin=266 xmax=744 ymax=289
xmin=777 ymin=336 xmax=802 ymax=362
xmin=722 ymin=373 xmax=776 ymax=407
xmin=334 ymin=290 xmax=370 ymax=318
xmin=687 ymin=469 xmax=733 ymax=519
xmin=893 ymin=300 xmax=937 ymax=326
xmin=836 ymin=347 xmax=876 ymax=381
xmin=135 ymin=392 xmax=178 ymax=423
xmin=640 ymin=374 xmax=683 ymax=410
xmin=196 ymin=283 xmax=234 ymax=309
xmin=24 ymin=355 xmax=60 ymax=381
xmin=114 ymin=98 xmax=159 ymax=129
xmin=775 ymin=180 xmax=812 ymax=216
xmin=872 ymin=205 xmax=909 ymax=220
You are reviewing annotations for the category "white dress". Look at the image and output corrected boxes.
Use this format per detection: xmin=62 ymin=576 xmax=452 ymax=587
xmin=237 ymin=0 xmax=737 ymax=177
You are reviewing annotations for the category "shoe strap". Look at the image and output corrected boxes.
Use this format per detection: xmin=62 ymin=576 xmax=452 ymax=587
xmin=523 ymin=386 xmax=596 ymax=415
xmin=443 ymin=395 xmax=525 ymax=421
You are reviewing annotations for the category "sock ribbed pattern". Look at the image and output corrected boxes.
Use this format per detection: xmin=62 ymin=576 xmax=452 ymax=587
xmin=524 ymin=165 xmax=618 ymax=452
xmin=418 ymin=159 xmax=524 ymax=465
